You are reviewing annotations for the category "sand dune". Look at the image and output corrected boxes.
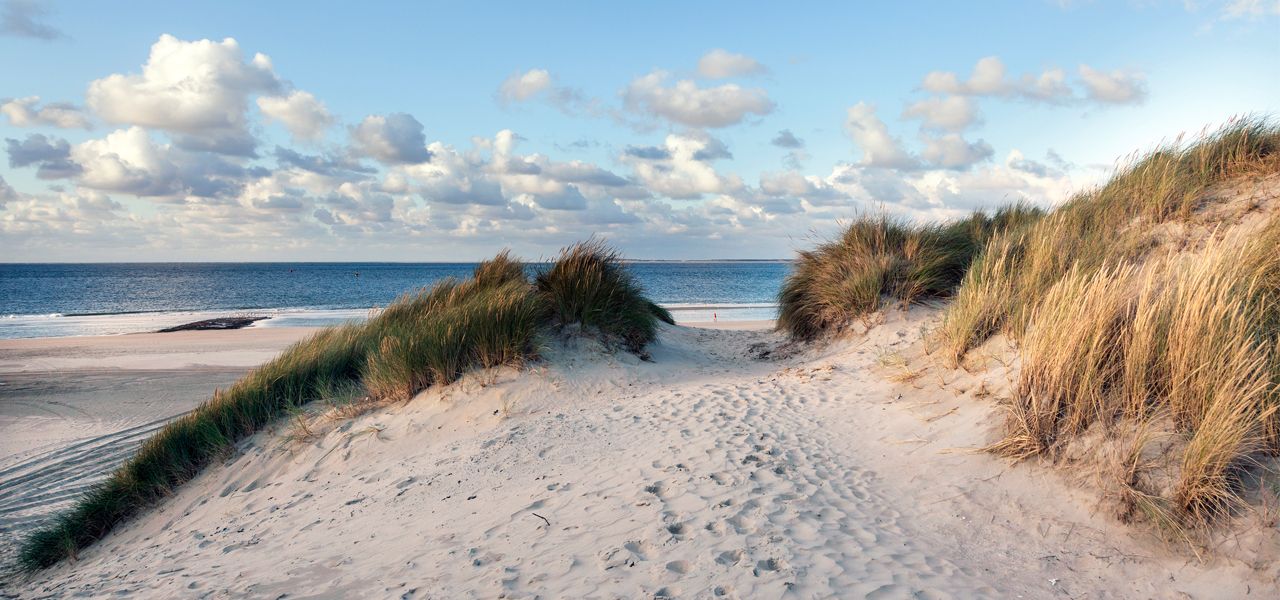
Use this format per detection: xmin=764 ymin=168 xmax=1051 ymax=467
xmin=7 ymin=316 xmax=1276 ymax=598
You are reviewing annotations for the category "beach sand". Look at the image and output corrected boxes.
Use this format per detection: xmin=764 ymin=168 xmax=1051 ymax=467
xmin=0 ymin=327 xmax=318 ymax=568
xmin=5 ymin=315 xmax=1277 ymax=597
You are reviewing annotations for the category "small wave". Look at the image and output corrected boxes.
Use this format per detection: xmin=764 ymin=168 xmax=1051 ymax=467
xmin=660 ymin=303 xmax=778 ymax=310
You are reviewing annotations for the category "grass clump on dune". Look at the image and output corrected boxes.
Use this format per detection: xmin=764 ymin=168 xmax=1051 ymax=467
xmin=777 ymin=206 xmax=1041 ymax=340
xmin=940 ymin=117 xmax=1280 ymax=364
xmin=996 ymin=226 xmax=1280 ymax=525
xmin=20 ymin=241 xmax=666 ymax=570
xmin=535 ymin=239 xmax=671 ymax=353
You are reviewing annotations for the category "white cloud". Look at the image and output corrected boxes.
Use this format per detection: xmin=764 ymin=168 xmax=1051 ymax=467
xmin=844 ymin=102 xmax=919 ymax=169
xmin=621 ymin=133 xmax=743 ymax=199
xmin=623 ymin=70 xmax=774 ymax=128
xmin=498 ymin=69 xmax=553 ymax=103
xmin=70 ymin=127 xmax=177 ymax=195
xmin=66 ymin=126 xmax=249 ymax=198
xmin=921 ymin=56 xmax=1141 ymax=105
xmin=759 ymin=171 xmax=851 ymax=207
xmin=697 ymin=49 xmax=767 ymax=79
xmin=257 ymin=91 xmax=335 ymax=142
xmin=901 ymin=96 xmax=981 ymax=131
xmin=920 ymin=133 xmax=994 ymax=169
xmin=86 ymin=35 xmax=281 ymax=147
xmin=922 ymin=56 xmax=1011 ymax=96
xmin=1020 ymin=67 xmax=1073 ymax=102
xmin=350 ymin=113 xmax=432 ymax=164
xmin=1 ymin=96 xmax=92 ymax=129
xmin=1077 ymin=65 xmax=1148 ymax=104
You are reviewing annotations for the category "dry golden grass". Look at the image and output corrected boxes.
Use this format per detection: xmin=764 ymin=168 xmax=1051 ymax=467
xmin=995 ymin=226 xmax=1280 ymax=527
xmin=941 ymin=117 xmax=1280 ymax=362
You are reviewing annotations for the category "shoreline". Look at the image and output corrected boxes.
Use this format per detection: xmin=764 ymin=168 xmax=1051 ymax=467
xmin=0 ymin=306 xmax=779 ymax=341
xmin=0 ymin=321 xmax=771 ymax=463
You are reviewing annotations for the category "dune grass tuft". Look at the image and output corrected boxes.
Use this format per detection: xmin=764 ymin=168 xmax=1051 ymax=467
xmin=535 ymin=239 xmax=668 ymax=353
xmin=362 ymin=279 xmax=543 ymax=402
xmin=777 ymin=205 xmax=1042 ymax=341
xmin=19 ymin=241 xmax=666 ymax=570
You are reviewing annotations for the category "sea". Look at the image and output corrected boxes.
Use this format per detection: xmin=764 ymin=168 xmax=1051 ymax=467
xmin=0 ymin=262 xmax=790 ymax=339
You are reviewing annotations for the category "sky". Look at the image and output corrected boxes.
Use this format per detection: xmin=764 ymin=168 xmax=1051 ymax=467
xmin=0 ymin=1 xmax=1277 ymax=261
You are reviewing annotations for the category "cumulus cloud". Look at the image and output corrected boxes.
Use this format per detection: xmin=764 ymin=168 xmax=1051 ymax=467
xmin=1077 ymin=65 xmax=1148 ymax=104
xmin=771 ymin=129 xmax=804 ymax=148
xmin=620 ymin=133 xmax=744 ymax=198
xmin=86 ymin=35 xmax=281 ymax=153
xmin=273 ymin=146 xmax=373 ymax=177
xmin=697 ymin=49 xmax=767 ymax=79
xmin=901 ymin=96 xmax=981 ymax=131
xmin=920 ymin=133 xmax=994 ymax=169
xmin=68 ymin=128 xmax=174 ymax=195
xmin=759 ymin=171 xmax=851 ymax=206
xmin=922 ymin=56 xmax=1011 ymax=96
xmin=1006 ymin=149 xmax=1063 ymax=178
xmin=844 ymin=103 xmax=919 ymax=169
xmin=257 ymin=91 xmax=335 ymax=141
xmin=0 ymin=0 xmax=64 ymax=40
xmin=921 ymin=56 xmax=1072 ymax=103
xmin=540 ymin=160 xmax=632 ymax=188
xmin=5 ymin=133 xmax=81 ymax=178
xmin=498 ymin=69 xmax=554 ymax=103
xmin=920 ymin=56 xmax=1143 ymax=106
xmin=494 ymin=68 xmax=603 ymax=119
xmin=350 ymin=113 xmax=432 ymax=164
xmin=68 ymin=126 xmax=247 ymax=197
xmin=1 ymin=96 xmax=92 ymax=129
xmin=623 ymin=70 xmax=774 ymax=128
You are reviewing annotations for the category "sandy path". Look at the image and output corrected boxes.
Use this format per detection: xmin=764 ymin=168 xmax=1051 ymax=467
xmin=7 ymin=319 xmax=1277 ymax=597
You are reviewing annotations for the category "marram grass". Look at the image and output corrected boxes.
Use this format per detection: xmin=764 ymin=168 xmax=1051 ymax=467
xmin=781 ymin=117 xmax=1280 ymax=530
xmin=19 ymin=241 xmax=666 ymax=570
xmin=776 ymin=205 xmax=1042 ymax=340
xmin=940 ymin=116 xmax=1280 ymax=362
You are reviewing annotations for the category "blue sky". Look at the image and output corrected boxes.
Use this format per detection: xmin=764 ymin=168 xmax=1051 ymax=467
xmin=1 ymin=0 xmax=1276 ymax=261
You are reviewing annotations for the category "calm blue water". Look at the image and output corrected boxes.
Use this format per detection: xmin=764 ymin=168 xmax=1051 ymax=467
xmin=0 ymin=262 xmax=789 ymax=338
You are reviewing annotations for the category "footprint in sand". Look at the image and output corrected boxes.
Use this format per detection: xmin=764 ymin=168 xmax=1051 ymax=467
xmin=715 ymin=549 xmax=743 ymax=566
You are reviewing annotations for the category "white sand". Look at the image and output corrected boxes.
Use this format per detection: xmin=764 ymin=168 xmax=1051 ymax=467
xmin=0 ymin=328 xmax=318 ymax=463
xmin=7 ymin=312 xmax=1277 ymax=597
xmin=681 ymin=319 xmax=774 ymax=331
xmin=0 ymin=328 xmax=317 ymax=571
